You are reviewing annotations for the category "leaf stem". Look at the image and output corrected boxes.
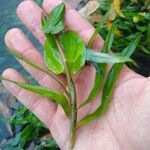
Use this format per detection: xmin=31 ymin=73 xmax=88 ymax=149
xmin=55 ymin=37 xmax=77 ymax=150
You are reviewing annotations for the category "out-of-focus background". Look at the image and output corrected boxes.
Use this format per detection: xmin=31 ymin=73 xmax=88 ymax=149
xmin=0 ymin=0 xmax=150 ymax=149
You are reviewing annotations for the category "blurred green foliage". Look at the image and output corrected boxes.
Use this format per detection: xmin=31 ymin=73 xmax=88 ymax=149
xmin=96 ymin=0 xmax=150 ymax=76
xmin=3 ymin=106 xmax=59 ymax=149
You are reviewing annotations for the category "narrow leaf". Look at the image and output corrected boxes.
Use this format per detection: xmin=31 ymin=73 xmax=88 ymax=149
xmin=78 ymin=64 xmax=104 ymax=109
xmin=79 ymin=23 xmax=116 ymax=109
xmin=97 ymin=0 xmax=111 ymax=11
xmin=59 ymin=31 xmax=86 ymax=74
xmin=42 ymin=3 xmax=65 ymax=34
xmin=121 ymin=33 xmax=142 ymax=57
xmin=44 ymin=35 xmax=64 ymax=74
xmin=0 ymin=77 xmax=70 ymax=117
xmin=77 ymin=34 xmax=142 ymax=128
xmin=86 ymin=50 xmax=133 ymax=64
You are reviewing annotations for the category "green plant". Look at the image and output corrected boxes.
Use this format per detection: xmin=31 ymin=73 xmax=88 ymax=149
xmin=4 ymin=106 xmax=59 ymax=150
xmin=1 ymin=2 xmax=141 ymax=150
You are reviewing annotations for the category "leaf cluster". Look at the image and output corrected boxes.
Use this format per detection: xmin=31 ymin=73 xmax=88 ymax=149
xmin=0 ymin=2 xmax=142 ymax=149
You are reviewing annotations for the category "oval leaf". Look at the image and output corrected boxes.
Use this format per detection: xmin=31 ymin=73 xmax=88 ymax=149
xmin=44 ymin=35 xmax=64 ymax=74
xmin=59 ymin=31 xmax=86 ymax=74
xmin=0 ymin=77 xmax=70 ymax=117
xmin=42 ymin=3 xmax=65 ymax=34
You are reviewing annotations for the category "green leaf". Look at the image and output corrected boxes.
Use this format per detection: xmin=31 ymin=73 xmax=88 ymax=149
xmin=139 ymin=45 xmax=150 ymax=54
xmin=7 ymin=106 xmax=45 ymax=129
xmin=102 ymin=22 xmax=116 ymax=53
xmin=86 ymin=50 xmax=133 ymax=64
xmin=78 ymin=64 xmax=104 ymax=109
xmin=44 ymin=35 xmax=64 ymax=74
xmin=79 ymin=23 xmax=116 ymax=109
xmin=35 ymin=138 xmax=59 ymax=150
xmin=97 ymin=0 xmax=112 ymax=11
xmin=88 ymin=8 xmax=111 ymax=47
xmin=6 ymin=48 xmax=68 ymax=94
xmin=77 ymin=34 xmax=142 ymax=128
xmin=41 ymin=13 xmax=47 ymax=27
xmin=121 ymin=33 xmax=142 ymax=57
xmin=59 ymin=31 xmax=86 ymax=74
xmin=7 ymin=124 xmax=38 ymax=148
xmin=42 ymin=3 xmax=65 ymax=34
xmin=0 ymin=77 xmax=70 ymax=117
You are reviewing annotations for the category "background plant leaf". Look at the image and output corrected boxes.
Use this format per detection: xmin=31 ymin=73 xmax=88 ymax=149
xmin=102 ymin=22 xmax=116 ymax=53
xmin=88 ymin=8 xmax=111 ymax=46
xmin=0 ymin=77 xmax=70 ymax=117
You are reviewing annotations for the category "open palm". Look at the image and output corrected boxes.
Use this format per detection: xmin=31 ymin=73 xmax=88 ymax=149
xmin=3 ymin=0 xmax=150 ymax=150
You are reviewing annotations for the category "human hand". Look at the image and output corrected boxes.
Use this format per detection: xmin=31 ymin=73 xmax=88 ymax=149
xmin=2 ymin=0 xmax=150 ymax=150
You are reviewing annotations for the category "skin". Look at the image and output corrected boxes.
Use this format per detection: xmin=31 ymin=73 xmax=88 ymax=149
xmin=2 ymin=0 xmax=150 ymax=150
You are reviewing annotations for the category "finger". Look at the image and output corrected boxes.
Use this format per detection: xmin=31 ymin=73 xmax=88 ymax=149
xmin=17 ymin=0 xmax=103 ymax=50
xmin=5 ymin=28 xmax=66 ymax=91
xmin=2 ymin=68 xmax=57 ymax=127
